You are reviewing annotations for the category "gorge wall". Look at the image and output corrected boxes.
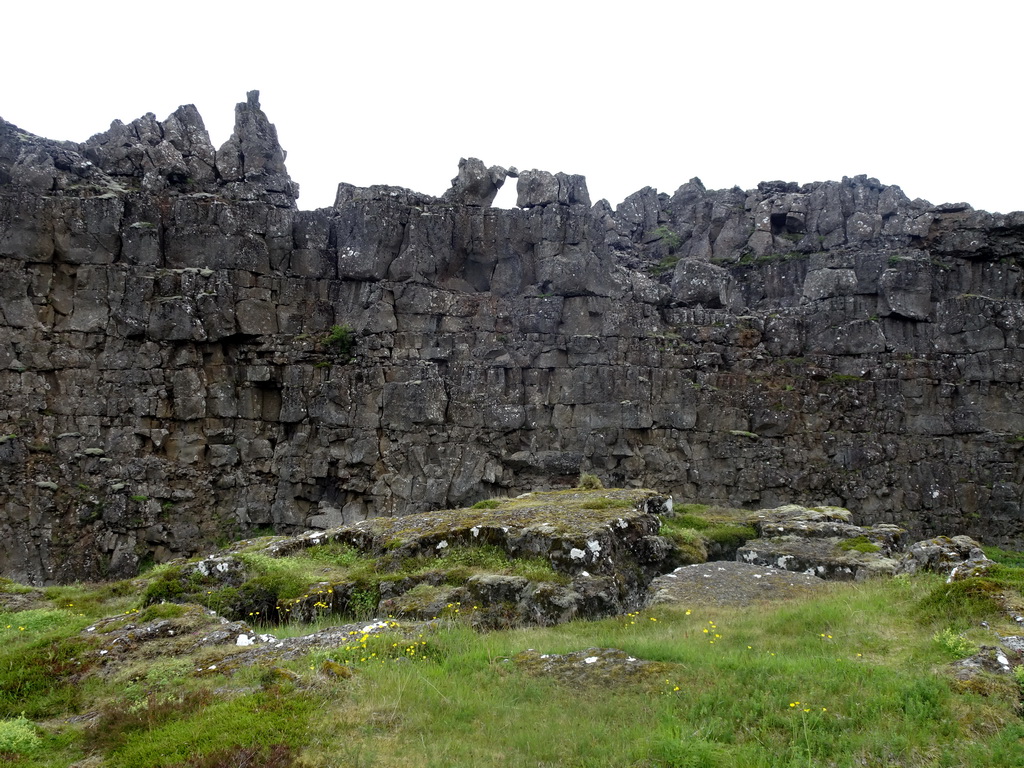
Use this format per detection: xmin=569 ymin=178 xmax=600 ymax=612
xmin=2 ymin=92 xmax=1024 ymax=584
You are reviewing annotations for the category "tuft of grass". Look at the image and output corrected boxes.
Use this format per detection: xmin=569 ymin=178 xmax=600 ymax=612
xmin=0 ymin=612 xmax=98 ymax=718
xmin=933 ymin=627 xmax=976 ymax=659
xmin=471 ymin=499 xmax=502 ymax=510
xmin=582 ymin=497 xmax=633 ymax=511
xmin=0 ymin=578 xmax=34 ymax=595
xmin=837 ymin=536 xmax=882 ymax=554
xmin=659 ymin=510 xmax=756 ymax=561
xmin=916 ymin=578 xmax=1007 ymax=627
xmin=577 ymin=472 xmax=604 ymax=490
xmin=659 ymin=525 xmax=708 ymax=563
xmin=704 ymin=523 xmax=758 ymax=548
xmin=673 ymin=513 xmax=712 ymax=530
xmin=99 ymin=691 xmax=313 ymax=768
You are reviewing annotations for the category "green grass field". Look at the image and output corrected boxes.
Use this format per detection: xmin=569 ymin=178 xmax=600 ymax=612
xmin=2 ymin=558 xmax=1024 ymax=766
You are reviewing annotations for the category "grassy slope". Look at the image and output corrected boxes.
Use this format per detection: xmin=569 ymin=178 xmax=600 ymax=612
xmin=2 ymin=545 xmax=1024 ymax=765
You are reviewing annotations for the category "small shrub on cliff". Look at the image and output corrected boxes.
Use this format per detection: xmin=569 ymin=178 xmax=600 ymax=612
xmin=651 ymin=254 xmax=680 ymax=275
xmin=577 ymin=473 xmax=604 ymax=490
xmin=324 ymin=324 xmax=355 ymax=357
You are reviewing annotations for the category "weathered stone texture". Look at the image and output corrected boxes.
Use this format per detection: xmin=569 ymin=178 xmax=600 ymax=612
xmin=2 ymin=99 xmax=1024 ymax=584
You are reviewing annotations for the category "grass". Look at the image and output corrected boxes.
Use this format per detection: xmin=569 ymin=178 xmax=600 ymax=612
xmin=659 ymin=505 xmax=758 ymax=559
xmin=838 ymin=536 xmax=882 ymax=554
xmin=1 ymin=566 xmax=1024 ymax=765
xmin=0 ymin=714 xmax=42 ymax=757
xmin=0 ymin=609 xmax=98 ymax=719
xmin=983 ymin=545 xmax=1024 ymax=568
xmin=4 ymin=506 xmax=1024 ymax=766
xmin=284 ymin=574 xmax=1024 ymax=767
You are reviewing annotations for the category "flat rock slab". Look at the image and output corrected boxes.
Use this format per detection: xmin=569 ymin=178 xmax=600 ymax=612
xmin=648 ymin=561 xmax=828 ymax=608
xmin=505 ymin=647 xmax=675 ymax=689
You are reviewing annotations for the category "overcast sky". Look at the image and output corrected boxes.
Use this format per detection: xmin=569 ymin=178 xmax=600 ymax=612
xmin=4 ymin=1 xmax=1020 ymax=214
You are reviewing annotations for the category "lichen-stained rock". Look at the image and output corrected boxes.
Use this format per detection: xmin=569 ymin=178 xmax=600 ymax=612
xmin=879 ymin=259 xmax=933 ymax=320
xmin=896 ymin=535 xmax=993 ymax=578
xmin=516 ymin=169 xmax=591 ymax=208
xmin=948 ymin=643 xmax=1024 ymax=707
xmin=83 ymin=603 xmax=261 ymax=670
xmin=737 ymin=505 xmax=908 ymax=581
xmin=802 ymin=268 xmax=858 ymax=301
xmin=670 ymin=258 xmax=735 ymax=308
xmin=738 ymin=536 xmax=901 ymax=581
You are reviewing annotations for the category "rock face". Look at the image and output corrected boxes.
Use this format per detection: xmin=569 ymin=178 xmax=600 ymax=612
xmin=2 ymin=96 xmax=1024 ymax=583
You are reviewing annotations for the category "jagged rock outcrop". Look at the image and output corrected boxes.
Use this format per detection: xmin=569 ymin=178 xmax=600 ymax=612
xmin=141 ymin=488 xmax=674 ymax=629
xmin=729 ymin=504 xmax=999 ymax=583
xmin=737 ymin=505 xmax=909 ymax=581
xmin=2 ymin=95 xmax=1024 ymax=583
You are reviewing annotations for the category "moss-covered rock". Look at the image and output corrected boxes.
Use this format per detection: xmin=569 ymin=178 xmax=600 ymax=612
xmin=737 ymin=504 xmax=909 ymax=581
xmin=143 ymin=488 xmax=675 ymax=629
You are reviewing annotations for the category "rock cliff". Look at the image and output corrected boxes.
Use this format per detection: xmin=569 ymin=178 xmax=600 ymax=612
xmin=2 ymin=93 xmax=1024 ymax=583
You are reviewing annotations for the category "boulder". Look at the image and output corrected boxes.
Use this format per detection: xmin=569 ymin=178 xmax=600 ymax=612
xmin=896 ymin=535 xmax=993 ymax=578
xmin=516 ymin=169 xmax=591 ymax=208
xmin=505 ymin=647 xmax=675 ymax=688
xmin=737 ymin=504 xmax=907 ymax=581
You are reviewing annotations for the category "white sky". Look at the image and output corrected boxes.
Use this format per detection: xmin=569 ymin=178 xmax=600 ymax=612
xmin=3 ymin=1 xmax=1021 ymax=213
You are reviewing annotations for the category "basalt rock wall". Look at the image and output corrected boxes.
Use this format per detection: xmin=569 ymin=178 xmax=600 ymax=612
xmin=2 ymin=93 xmax=1024 ymax=583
